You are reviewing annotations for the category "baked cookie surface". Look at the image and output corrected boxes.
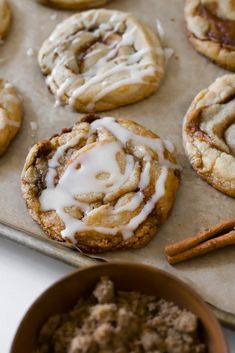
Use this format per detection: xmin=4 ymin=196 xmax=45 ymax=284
xmin=21 ymin=116 xmax=179 ymax=253
xmin=36 ymin=0 xmax=109 ymax=10
xmin=0 ymin=0 xmax=11 ymax=40
xmin=185 ymin=0 xmax=235 ymax=71
xmin=183 ymin=74 xmax=235 ymax=197
xmin=0 ymin=79 xmax=22 ymax=156
xmin=38 ymin=9 xmax=165 ymax=113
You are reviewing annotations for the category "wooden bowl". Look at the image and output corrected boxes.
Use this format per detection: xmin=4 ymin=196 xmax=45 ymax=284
xmin=10 ymin=262 xmax=228 ymax=353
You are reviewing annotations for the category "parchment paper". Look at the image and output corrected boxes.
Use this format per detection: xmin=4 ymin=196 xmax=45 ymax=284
xmin=1 ymin=0 xmax=235 ymax=315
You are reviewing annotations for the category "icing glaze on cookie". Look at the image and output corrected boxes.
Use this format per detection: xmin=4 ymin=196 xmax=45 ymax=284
xmin=40 ymin=117 xmax=177 ymax=241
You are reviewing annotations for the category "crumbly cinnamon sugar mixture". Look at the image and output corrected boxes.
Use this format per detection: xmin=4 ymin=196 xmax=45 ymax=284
xmin=35 ymin=277 xmax=206 ymax=353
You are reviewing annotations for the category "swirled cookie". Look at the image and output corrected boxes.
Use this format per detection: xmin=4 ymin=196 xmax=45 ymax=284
xmin=38 ymin=9 xmax=165 ymax=113
xmin=183 ymin=74 xmax=235 ymax=197
xmin=0 ymin=0 xmax=11 ymax=40
xmin=21 ymin=116 xmax=180 ymax=253
xmin=185 ymin=0 xmax=235 ymax=71
xmin=0 ymin=79 xmax=22 ymax=156
xmin=37 ymin=0 xmax=109 ymax=10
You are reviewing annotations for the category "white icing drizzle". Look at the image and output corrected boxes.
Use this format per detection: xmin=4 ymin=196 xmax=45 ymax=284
xmin=85 ymin=48 xmax=102 ymax=59
xmin=55 ymin=77 xmax=75 ymax=101
xmin=46 ymin=11 xmax=163 ymax=110
xmin=0 ymin=112 xmax=20 ymax=129
xmin=39 ymin=117 xmax=177 ymax=242
xmin=85 ymin=75 xmax=153 ymax=111
xmin=155 ymin=19 xmax=165 ymax=43
xmin=155 ymin=18 xmax=174 ymax=65
xmin=0 ymin=87 xmax=21 ymax=129
xmin=113 ymin=192 xmax=143 ymax=214
xmin=139 ymin=159 xmax=151 ymax=190
xmin=46 ymin=135 xmax=84 ymax=188
xmin=57 ymin=142 xmax=135 ymax=195
xmin=91 ymin=117 xmax=177 ymax=169
xmin=121 ymin=166 xmax=168 ymax=240
xmin=164 ymin=139 xmax=175 ymax=153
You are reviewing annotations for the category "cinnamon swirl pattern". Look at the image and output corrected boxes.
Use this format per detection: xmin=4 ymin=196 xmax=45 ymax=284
xmin=36 ymin=0 xmax=109 ymax=10
xmin=185 ymin=0 xmax=235 ymax=71
xmin=21 ymin=116 xmax=180 ymax=253
xmin=183 ymin=74 xmax=235 ymax=197
xmin=0 ymin=0 xmax=11 ymax=40
xmin=38 ymin=9 xmax=165 ymax=113
xmin=0 ymin=79 xmax=22 ymax=156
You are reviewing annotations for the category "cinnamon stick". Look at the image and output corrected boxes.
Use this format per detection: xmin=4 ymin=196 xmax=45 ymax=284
xmin=167 ymin=230 xmax=235 ymax=265
xmin=165 ymin=218 xmax=235 ymax=257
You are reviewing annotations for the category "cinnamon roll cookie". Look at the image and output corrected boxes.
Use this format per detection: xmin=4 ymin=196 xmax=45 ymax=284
xmin=0 ymin=0 xmax=11 ymax=40
xmin=183 ymin=74 xmax=235 ymax=197
xmin=185 ymin=0 xmax=235 ymax=71
xmin=21 ymin=116 xmax=180 ymax=253
xmin=36 ymin=0 xmax=109 ymax=10
xmin=0 ymin=79 xmax=22 ymax=156
xmin=38 ymin=9 xmax=165 ymax=113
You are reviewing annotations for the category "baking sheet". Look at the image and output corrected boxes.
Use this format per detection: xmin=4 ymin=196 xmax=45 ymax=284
xmin=1 ymin=0 xmax=235 ymax=317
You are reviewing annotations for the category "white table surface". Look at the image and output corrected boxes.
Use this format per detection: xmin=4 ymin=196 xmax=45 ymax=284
xmin=1 ymin=237 xmax=234 ymax=353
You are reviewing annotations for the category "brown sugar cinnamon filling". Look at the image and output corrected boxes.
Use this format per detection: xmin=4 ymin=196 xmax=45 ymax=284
xmin=196 ymin=3 xmax=235 ymax=48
